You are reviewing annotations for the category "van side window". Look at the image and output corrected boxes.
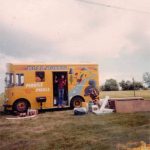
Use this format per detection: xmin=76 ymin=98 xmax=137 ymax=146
xmin=5 ymin=73 xmax=14 ymax=87
xmin=36 ymin=72 xmax=45 ymax=82
xmin=16 ymin=74 xmax=24 ymax=86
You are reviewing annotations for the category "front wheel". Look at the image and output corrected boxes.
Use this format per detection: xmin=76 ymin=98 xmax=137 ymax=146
xmin=13 ymin=99 xmax=29 ymax=113
xmin=70 ymin=97 xmax=84 ymax=109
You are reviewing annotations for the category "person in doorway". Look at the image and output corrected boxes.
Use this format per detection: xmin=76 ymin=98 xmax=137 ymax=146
xmin=55 ymin=75 xmax=66 ymax=108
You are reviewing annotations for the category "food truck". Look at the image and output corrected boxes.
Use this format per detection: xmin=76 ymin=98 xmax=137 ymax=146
xmin=4 ymin=63 xmax=99 ymax=112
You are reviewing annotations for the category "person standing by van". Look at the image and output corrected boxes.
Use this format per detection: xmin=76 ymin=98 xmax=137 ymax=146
xmin=55 ymin=75 xmax=66 ymax=108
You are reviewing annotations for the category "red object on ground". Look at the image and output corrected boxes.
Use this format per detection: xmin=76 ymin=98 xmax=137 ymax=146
xmin=115 ymin=100 xmax=150 ymax=113
xmin=108 ymin=97 xmax=150 ymax=113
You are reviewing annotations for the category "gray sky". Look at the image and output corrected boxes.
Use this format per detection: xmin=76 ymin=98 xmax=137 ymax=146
xmin=0 ymin=0 xmax=150 ymax=92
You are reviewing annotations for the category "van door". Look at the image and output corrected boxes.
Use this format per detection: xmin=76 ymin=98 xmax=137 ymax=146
xmin=52 ymin=72 xmax=68 ymax=107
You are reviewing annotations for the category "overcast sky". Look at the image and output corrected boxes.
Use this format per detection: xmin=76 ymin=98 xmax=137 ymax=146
xmin=0 ymin=0 xmax=150 ymax=92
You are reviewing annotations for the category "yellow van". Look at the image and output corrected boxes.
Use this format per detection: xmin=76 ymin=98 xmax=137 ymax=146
xmin=4 ymin=63 xmax=99 ymax=112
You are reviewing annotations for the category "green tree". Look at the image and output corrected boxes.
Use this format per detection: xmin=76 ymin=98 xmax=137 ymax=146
xmin=119 ymin=80 xmax=132 ymax=90
xmin=143 ymin=72 xmax=150 ymax=87
xmin=102 ymin=79 xmax=119 ymax=91
xmin=119 ymin=80 xmax=127 ymax=90
xmin=119 ymin=80 xmax=143 ymax=90
xmin=134 ymin=81 xmax=144 ymax=90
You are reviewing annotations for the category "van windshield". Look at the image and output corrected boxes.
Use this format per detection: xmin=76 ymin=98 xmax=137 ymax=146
xmin=5 ymin=73 xmax=14 ymax=88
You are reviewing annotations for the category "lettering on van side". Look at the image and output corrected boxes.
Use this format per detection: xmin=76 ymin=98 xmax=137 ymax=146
xmin=25 ymin=83 xmax=50 ymax=92
xmin=26 ymin=83 xmax=43 ymax=88
xmin=26 ymin=65 xmax=68 ymax=71
xmin=35 ymin=88 xmax=50 ymax=92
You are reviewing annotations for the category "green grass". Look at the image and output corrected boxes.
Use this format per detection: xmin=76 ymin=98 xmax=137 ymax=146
xmin=0 ymin=90 xmax=149 ymax=149
xmin=100 ymin=90 xmax=150 ymax=100
xmin=0 ymin=111 xmax=149 ymax=150
xmin=0 ymin=93 xmax=4 ymax=109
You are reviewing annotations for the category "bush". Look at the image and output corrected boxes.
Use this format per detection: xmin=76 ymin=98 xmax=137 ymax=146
xmin=101 ymin=79 xmax=119 ymax=91
xmin=119 ymin=80 xmax=144 ymax=91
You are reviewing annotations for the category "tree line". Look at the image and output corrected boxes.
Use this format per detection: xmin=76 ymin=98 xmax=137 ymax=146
xmin=101 ymin=72 xmax=150 ymax=91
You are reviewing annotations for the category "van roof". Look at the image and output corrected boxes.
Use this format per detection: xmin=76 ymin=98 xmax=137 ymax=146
xmin=7 ymin=63 xmax=98 ymax=66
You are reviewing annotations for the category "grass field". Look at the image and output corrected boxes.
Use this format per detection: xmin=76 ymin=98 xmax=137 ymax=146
xmin=100 ymin=90 xmax=150 ymax=100
xmin=0 ymin=111 xmax=149 ymax=150
xmin=0 ymin=90 xmax=149 ymax=150
xmin=0 ymin=93 xmax=4 ymax=110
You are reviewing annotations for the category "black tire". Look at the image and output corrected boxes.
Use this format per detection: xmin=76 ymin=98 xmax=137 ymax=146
xmin=13 ymin=99 xmax=29 ymax=113
xmin=70 ymin=97 xmax=84 ymax=109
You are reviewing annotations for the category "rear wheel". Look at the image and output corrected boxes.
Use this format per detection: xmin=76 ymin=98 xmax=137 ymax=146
xmin=70 ymin=97 xmax=84 ymax=108
xmin=13 ymin=99 xmax=29 ymax=113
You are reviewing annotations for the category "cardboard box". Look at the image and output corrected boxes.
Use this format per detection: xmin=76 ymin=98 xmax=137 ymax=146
xmin=115 ymin=100 xmax=150 ymax=113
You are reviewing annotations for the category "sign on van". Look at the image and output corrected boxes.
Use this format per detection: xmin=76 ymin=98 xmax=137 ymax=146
xmin=26 ymin=65 xmax=68 ymax=71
